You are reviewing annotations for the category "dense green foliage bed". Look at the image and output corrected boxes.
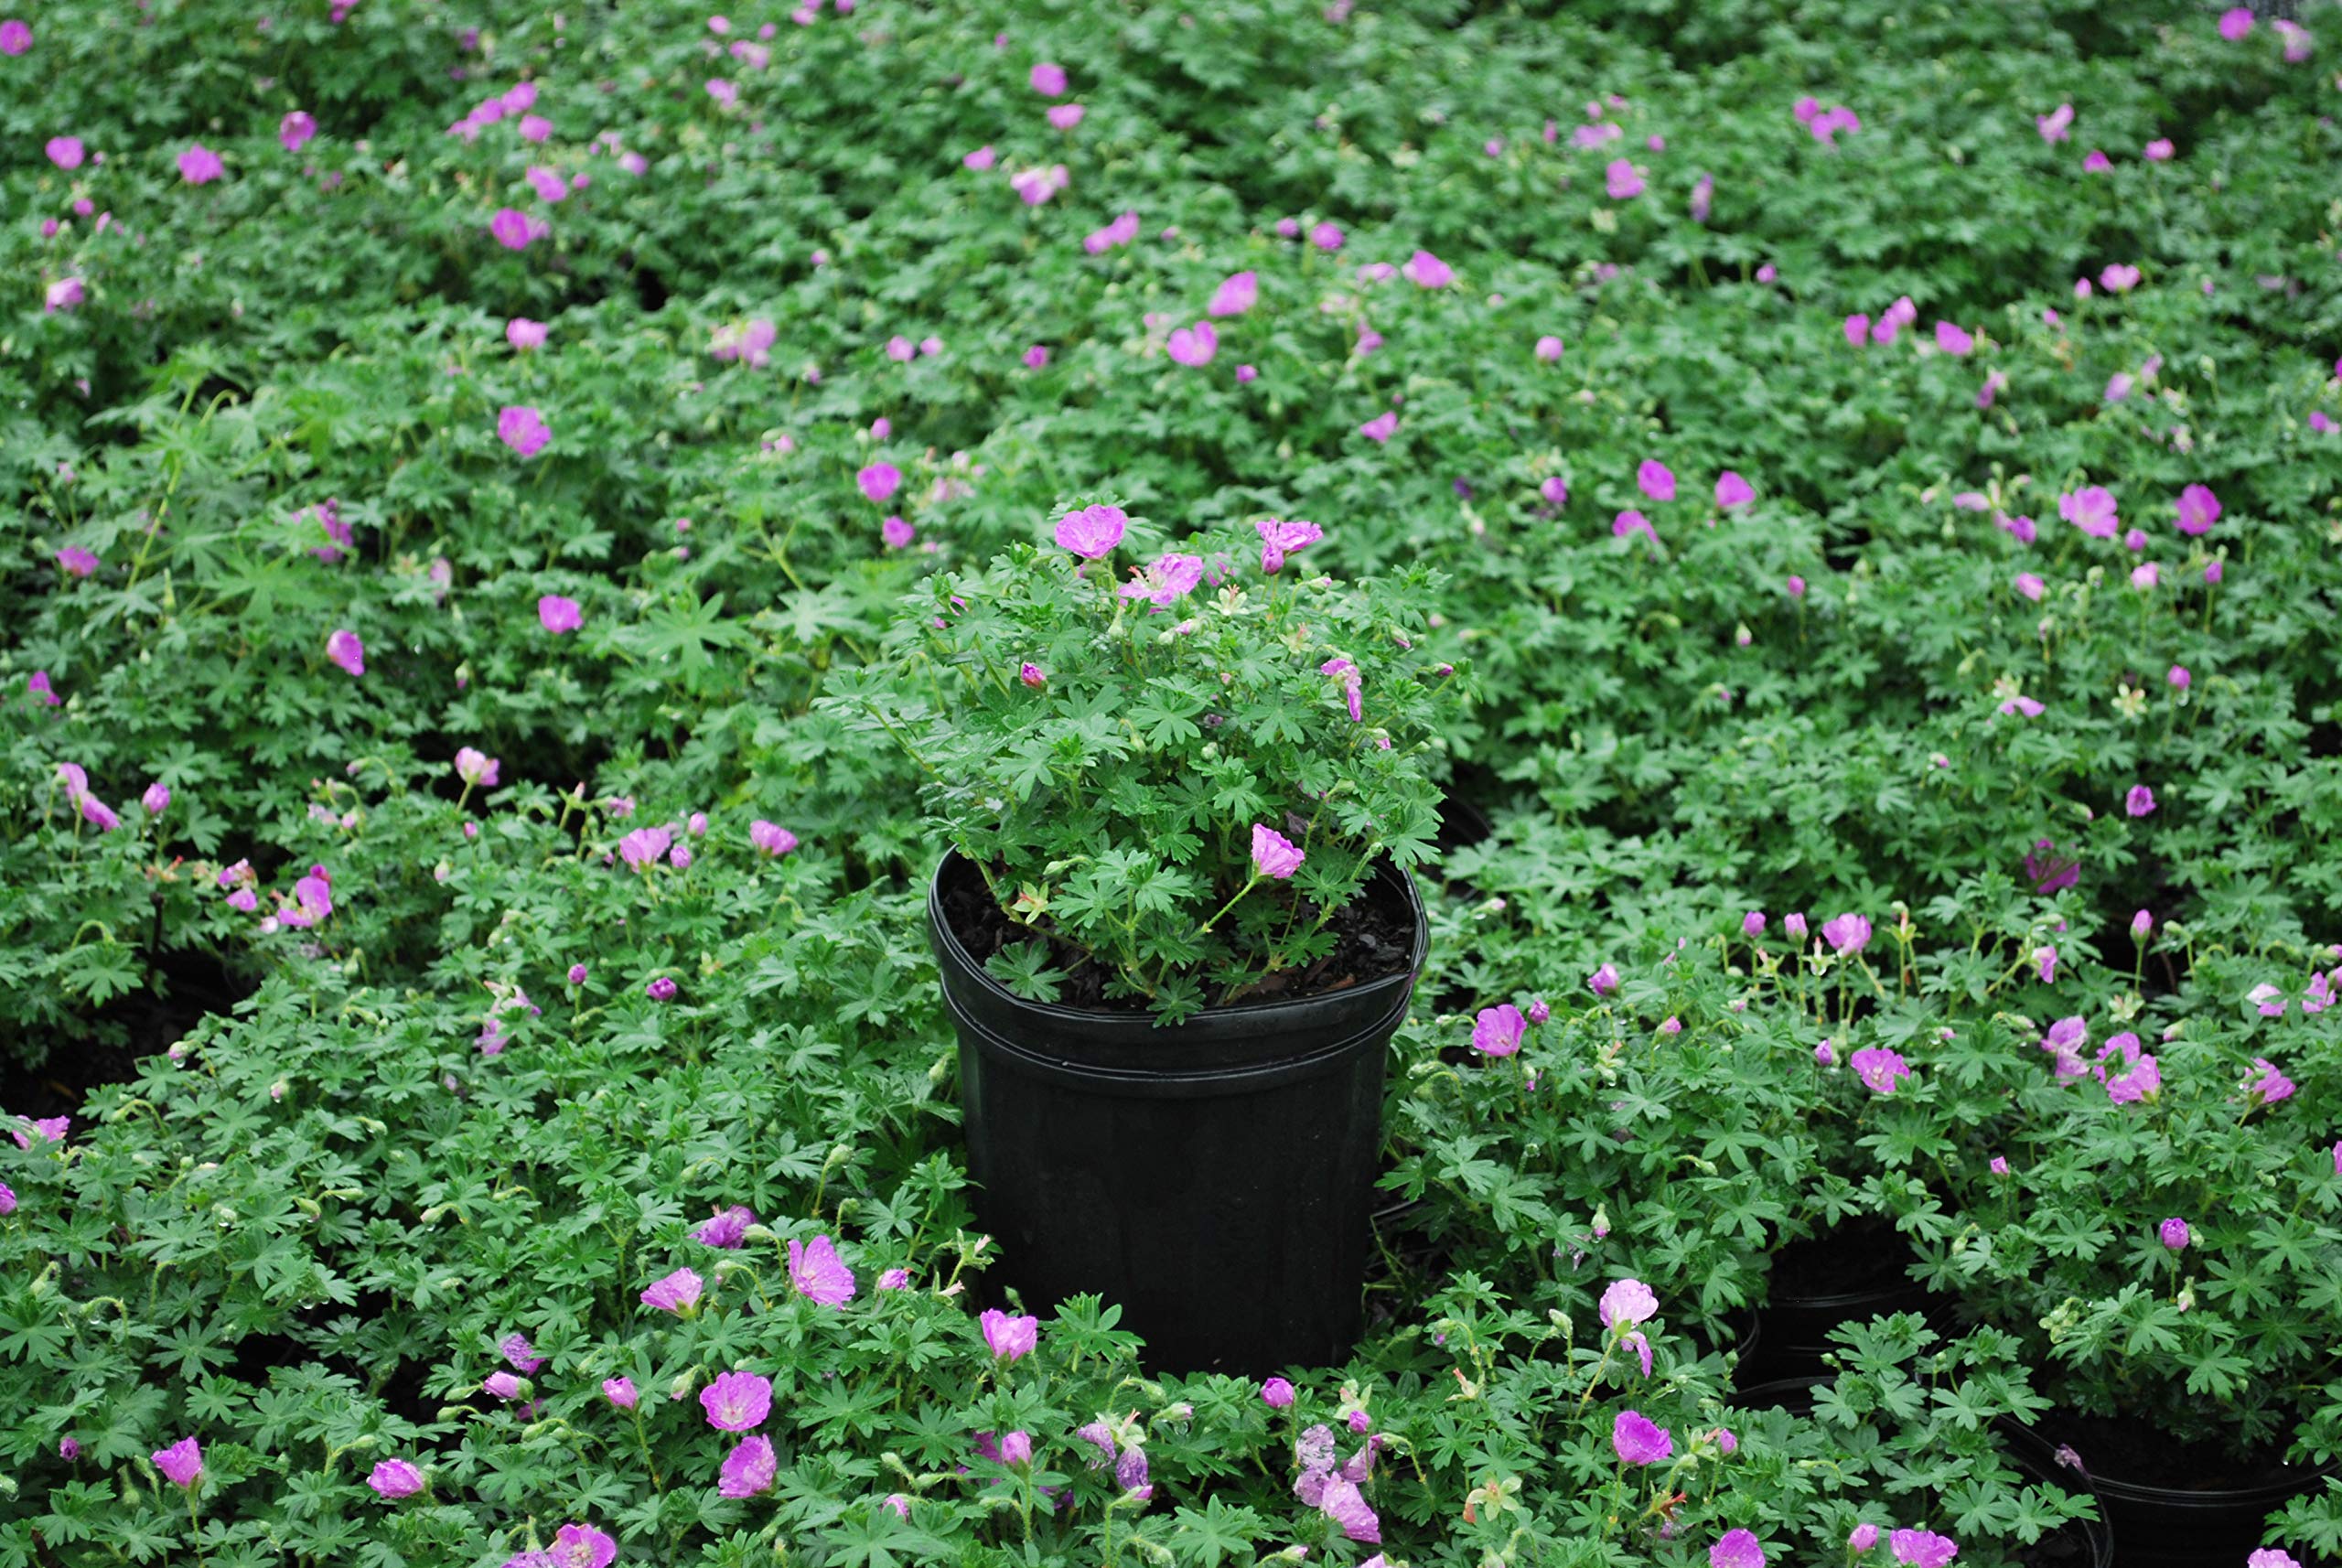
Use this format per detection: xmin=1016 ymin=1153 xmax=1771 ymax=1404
xmin=3 ymin=0 xmax=2340 ymax=1563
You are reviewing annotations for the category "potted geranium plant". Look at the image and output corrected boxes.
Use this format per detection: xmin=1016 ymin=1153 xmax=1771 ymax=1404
xmin=832 ymin=499 xmax=1456 ymax=1373
xmin=1836 ymin=940 xmax=2342 ymax=1568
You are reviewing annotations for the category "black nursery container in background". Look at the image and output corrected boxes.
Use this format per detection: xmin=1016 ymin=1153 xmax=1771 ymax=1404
xmin=929 ymin=851 xmax=1427 ymax=1376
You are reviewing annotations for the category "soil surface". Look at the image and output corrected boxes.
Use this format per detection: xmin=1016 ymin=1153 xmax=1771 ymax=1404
xmin=1 ymin=946 xmax=250 ymax=1120
xmin=1767 ymin=1213 xmax=1915 ymax=1302
xmin=2007 ymin=1520 xmax=2100 ymax=1567
xmin=940 ymin=854 xmax=1414 ymax=1012
xmin=2034 ymin=1408 xmax=2312 ymax=1493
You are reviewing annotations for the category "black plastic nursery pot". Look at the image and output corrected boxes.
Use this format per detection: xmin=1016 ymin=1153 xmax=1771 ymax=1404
xmin=929 ymin=851 xmax=1426 ymax=1376
xmin=1735 ymin=1220 xmax=1947 ymax=1389
xmin=1998 ymin=1417 xmax=2335 ymax=1568
xmin=1734 ymin=1380 xmax=2115 ymax=1568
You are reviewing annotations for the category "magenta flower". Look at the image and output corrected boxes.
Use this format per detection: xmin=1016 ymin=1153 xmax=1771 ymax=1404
xmin=2096 ymin=1033 xmax=2161 ymax=1103
xmin=455 ymin=748 xmax=500 ymax=789
xmin=1030 ymin=60 xmax=1067 ymax=95
xmin=1935 ymin=321 xmax=1974 ymax=356
xmin=718 ymin=1434 xmax=778 ymax=1498
xmin=45 ymin=135 xmax=83 ymax=169
xmin=2126 ymin=784 xmax=2157 ymax=817
xmin=1821 ymin=913 xmax=1872 ymax=955
xmin=1312 ymin=220 xmax=1344 ymax=251
xmin=1252 ymin=823 xmax=1305 ymax=880
xmin=500 ymin=1332 xmax=543 ymax=1372
xmin=2059 ymin=486 xmax=2119 ymax=539
xmin=877 ymin=1268 xmax=910 ymax=1290
xmin=701 ymin=1369 xmax=773 ymax=1432
xmin=539 ymin=594 xmax=582 ymax=633
xmin=1256 ymin=518 xmax=1324 ymax=574
xmin=603 ymin=1377 xmax=639 ymax=1409
xmin=619 ymin=826 xmax=673 ymax=869
xmin=545 ymin=1523 xmax=618 ymax=1568
xmin=280 ymin=111 xmax=317 ymax=152
xmin=1588 ymin=962 xmax=1619 ymax=997
xmin=1599 ymin=1277 xmax=1659 ymax=1332
xmin=140 ymin=782 xmax=169 ymax=818
xmin=693 ymin=1206 xmax=756 ymax=1248
xmin=1614 ymin=510 xmax=1658 ymax=545
xmin=1713 ymin=1530 xmax=1767 ymax=1568
xmin=0 ymin=19 xmax=28 ymax=53
xmin=744 ymin=820 xmax=799 ymax=858
xmin=981 ymin=1308 xmax=1039 ymax=1361
xmin=789 ymin=1235 xmax=856 ymax=1305
xmin=1402 ymin=250 xmax=1454 ymax=288
xmin=57 ymin=545 xmax=98 ymax=577
xmin=2218 ymin=6 xmax=2253 ymax=40
xmin=1319 ymin=1475 xmax=1380 ymax=1542
xmin=2041 ymin=1015 xmax=2090 ymax=1080
xmin=962 ymin=145 xmax=995 ymax=170
xmin=1604 ymin=158 xmax=1645 ymax=199
xmin=153 ymin=1437 xmax=203 ymax=1487
xmin=1471 ymin=1004 xmax=1527 ymax=1057
xmin=2100 ymin=263 xmax=2141 ymax=293
xmin=1851 ymin=1047 xmax=1911 ymax=1096
xmin=880 ymin=515 xmax=915 ymax=550
xmin=1612 ymin=1411 xmax=1671 ymax=1465
xmin=1716 ymin=471 xmax=1755 ymax=508
xmin=1209 ymin=271 xmax=1259 ymax=317
xmin=489 ymin=207 xmax=533 ymax=250
xmin=2248 ymin=1553 xmax=2305 ymax=1568
xmin=1844 ymin=314 xmax=1872 ymax=346
xmin=2037 ymin=102 xmax=2074 ymax=142
xmin=1056 ymin=502 xmax=1127 ymax=558
xmin=646 ymin=976 xmax=678 ymax=1001
xmin=178 ymin=144 xmax=224 ymax=184
xmin=640 ymin=1268 xmax=704 ymax=1315
xmin=327 ymin=628 xmax=366 ymax=677
xmin=1166 ymin=322 xmax=1219 ymax=366
xmin=2158 ymin=1217 xmax=2191 ymax=1251
xmin=368 ymin=1458 xmax=425 ymax=1499
xmin=1540 ymin=476 xmax=1569 ymax=507
xmin=1262 ymin=1377 xmax=1296 ymax=1408
xmin=2143 ymin=137 xmax=2174 ymax=162
xmin=1637 ymin=459 xmax=1676 ymax=502
xmin=1742 ymin=911 xmax=1767 ymax=938
xmin=2175 ymin=483 xmax=2221 ymax=535
xmin=852 ymin=460 xmax=904 ymax=503
xmin=2244 ymin=1058 xmax=2295 ymax=1107
xmin=2025 ymin=839 xmax=2079 ymax=894
xmin=498 ymin=405 xmax=551 ymax=457
xmin=1990 ymin=1156 xmax=2009 ymax=1176
xmin=1889 ymin=1530 xmax=1959 ymax=1568
xmin=43 ymin=277 xmax=82 ymax=313
xmin=1359 ymin=410 xmax=1398 ymax=444
xmin=1535 ymin=334 xmax=1563 ymax=362
xmin=0 ymin=1182 xmax=17 ymax=1215
xmin=2014 ymin=572 xmax=2046 ymax=602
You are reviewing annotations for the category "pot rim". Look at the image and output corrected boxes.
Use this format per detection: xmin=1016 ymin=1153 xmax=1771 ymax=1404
xmin=929 ymin=846 xmax=1427 ymax=1029
xmin=1998 ymin=1414 xmax=2339 ymax=1504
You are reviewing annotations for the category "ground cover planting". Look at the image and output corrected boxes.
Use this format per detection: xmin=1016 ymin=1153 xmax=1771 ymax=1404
xmin=3 ymin=0 xmax=2341 ymax=1563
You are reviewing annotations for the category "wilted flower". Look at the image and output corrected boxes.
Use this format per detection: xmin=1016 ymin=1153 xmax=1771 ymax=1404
xmin=1252 ymin=824 xmax=1305 ymax=880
